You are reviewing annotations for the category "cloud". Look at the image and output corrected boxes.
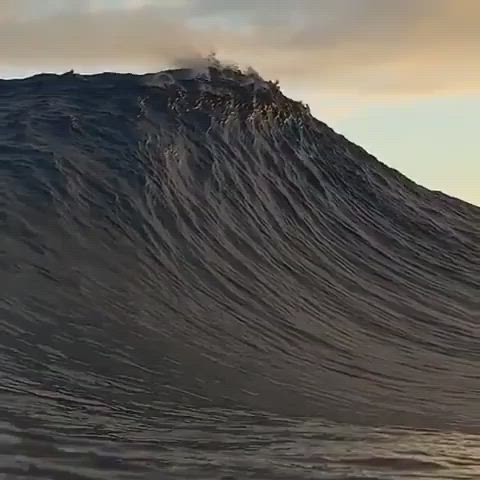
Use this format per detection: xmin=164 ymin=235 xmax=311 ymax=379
xmin=0 ymin=0 xmax=479 ymax=96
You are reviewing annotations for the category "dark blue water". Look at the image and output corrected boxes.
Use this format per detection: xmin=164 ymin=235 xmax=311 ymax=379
xmin=1 ymin=66 xmax=479 ymax=479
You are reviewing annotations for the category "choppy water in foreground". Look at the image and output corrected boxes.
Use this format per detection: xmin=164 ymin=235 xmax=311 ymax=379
xmin=2 ymin=405 xmax=480 ymax=479
xmin=1 ymin=66 xmax=479 ymax=479
xmin=2 ymin=401 xmax=480 ymax=479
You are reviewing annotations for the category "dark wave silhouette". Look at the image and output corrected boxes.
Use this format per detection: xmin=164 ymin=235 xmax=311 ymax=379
xmin=0 ymin=65 xmax=479 ymax=479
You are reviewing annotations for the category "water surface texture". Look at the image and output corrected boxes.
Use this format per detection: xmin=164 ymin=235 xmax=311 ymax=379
xmin=1 ymin=67 xmax=479 ymax=479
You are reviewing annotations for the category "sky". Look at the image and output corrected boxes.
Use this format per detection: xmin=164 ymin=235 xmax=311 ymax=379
xmin=0 ymin=0 xmax=479 ymax=206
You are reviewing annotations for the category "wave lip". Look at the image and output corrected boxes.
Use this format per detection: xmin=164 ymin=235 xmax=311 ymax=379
xmin=0 ymin=65 xmax=479 ymax=440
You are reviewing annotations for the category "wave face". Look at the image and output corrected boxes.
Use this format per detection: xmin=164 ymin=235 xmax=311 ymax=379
xmin=1 ymin=66 xmax=479 ymax=479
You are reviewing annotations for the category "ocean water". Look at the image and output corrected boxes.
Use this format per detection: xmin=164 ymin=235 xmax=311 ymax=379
xmin=0 ymin=66 xmax=479 ymax=479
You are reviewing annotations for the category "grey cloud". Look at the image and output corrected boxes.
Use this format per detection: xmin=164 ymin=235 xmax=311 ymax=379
xmin=0 ymin=0 xmax=479 ymax=95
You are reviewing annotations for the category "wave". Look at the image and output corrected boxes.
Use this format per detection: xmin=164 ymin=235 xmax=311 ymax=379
xmin=0 ymin=64 xmax=479 ymax=477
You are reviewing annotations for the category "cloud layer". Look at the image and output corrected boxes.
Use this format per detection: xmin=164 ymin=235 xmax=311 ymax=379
xmin=1 ymin=0 xmax=479 ymax=95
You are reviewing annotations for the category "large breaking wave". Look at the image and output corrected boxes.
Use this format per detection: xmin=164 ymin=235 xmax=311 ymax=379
xmin=1 ymin=65 xmax=479 ymax=478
